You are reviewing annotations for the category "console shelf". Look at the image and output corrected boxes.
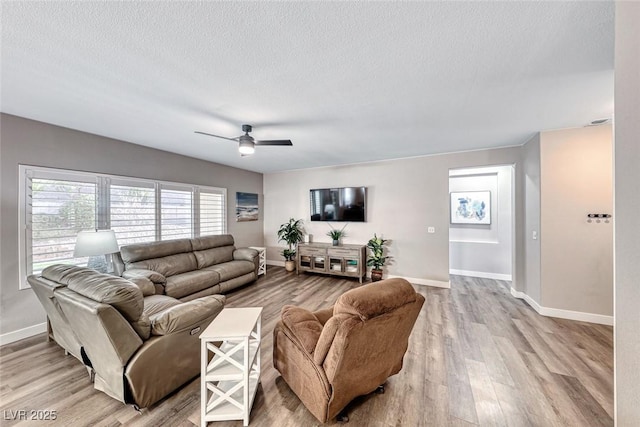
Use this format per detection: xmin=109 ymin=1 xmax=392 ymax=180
xmin=296 ymin=243 xmax=367 ymax=283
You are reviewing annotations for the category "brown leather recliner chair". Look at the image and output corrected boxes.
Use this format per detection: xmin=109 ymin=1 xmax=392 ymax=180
xmin=273 ymin=278 xmax=425 ymax=423
xmin=29 ymin=264 xmax=225 ymax=408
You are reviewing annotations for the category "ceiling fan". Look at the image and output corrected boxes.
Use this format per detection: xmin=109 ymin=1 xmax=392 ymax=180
xmin=195 ymin=124 xmax=293 ymax=156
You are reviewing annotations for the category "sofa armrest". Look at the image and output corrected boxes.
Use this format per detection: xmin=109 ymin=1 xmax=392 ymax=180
xmin=123 ymin=269 xmax=166 ymax=295
xmin=150 ymin=295 xmax=225 ymax=336
xmin=123 ymin=268 xmax=166 ymax=284
xmin=233 ymin=248 xmax=258 ymax=263
xmin=126 ymin=276 xmax=156 ymax=297
xmin=281 ymin=305 xmax=324 ymax=355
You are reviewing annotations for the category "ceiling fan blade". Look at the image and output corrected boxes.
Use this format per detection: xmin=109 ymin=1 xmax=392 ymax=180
xmin=194 ymin=131 xmax=238 ymax=142
xmin=255 ymin=139 xmax=293 ymax=146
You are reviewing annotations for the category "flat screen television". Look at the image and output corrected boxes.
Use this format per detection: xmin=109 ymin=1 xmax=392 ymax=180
xmin=309 ymin=187 xmax=366 ymax=222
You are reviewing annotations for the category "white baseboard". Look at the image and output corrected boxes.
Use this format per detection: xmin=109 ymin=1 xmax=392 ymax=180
xmin=386 ymin=274 xmax=450 ymax=289
xmin=450 ymin=269 xmax=512 ymax=281
xmin=0 ymin=322 xmax=47 ymax=346
xmin=265 ymin=263 xmax=450 ymax=289
xmin=510 ymin=287 xmax=613 ymax=326
xmin=510 ymin=287 xmax=543 ymax=312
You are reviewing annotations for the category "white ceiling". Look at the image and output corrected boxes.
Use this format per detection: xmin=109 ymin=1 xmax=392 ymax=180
xmin=1 ymin=1 xmax=614 ymax=173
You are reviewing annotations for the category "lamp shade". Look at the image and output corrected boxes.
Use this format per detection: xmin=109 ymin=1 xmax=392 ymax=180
xmin=238 ymin=135 xmax=255 ymax=155
xmin=74 ymin=230 xmax=119 ymax=257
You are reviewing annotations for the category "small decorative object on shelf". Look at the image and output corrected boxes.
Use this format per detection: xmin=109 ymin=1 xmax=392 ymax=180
xmin=367 ymin=234 xmax=390 ymax=282
xmin=277 ymin=218 xmax=305 ymax=272
xmin=327 ymin=223 xmax=347 ymax=246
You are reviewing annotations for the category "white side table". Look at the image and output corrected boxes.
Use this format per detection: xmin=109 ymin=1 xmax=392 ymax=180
xmin=200 ymin=307 xmax=263 ymax=427
xmin=249 ymin=246 xmax=266 ymax=276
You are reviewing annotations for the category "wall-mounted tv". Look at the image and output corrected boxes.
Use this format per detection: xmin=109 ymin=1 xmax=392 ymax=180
xmin=310 ymin=187 xmax=366 ymax=222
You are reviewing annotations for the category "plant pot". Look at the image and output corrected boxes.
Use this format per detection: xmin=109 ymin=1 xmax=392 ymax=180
xmin=284 ymin=260 xmax=296 ymax=272
xmin=332 ymin=239 xmax=339 ymax=246
xmin=371 ymin=269 xmax=383 ymax=282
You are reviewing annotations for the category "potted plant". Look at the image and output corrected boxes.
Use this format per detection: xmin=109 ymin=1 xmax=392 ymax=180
xmin=277 ymin=218 xmax=304 ymax=272
xmin=326 ymin=224 xmax=347 ymax=246
xmin=367 ymin=234 xmax=389 ymax=282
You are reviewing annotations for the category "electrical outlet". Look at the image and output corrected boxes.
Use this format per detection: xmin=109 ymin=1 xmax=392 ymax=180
xmin=428 ymin=227 xmax=435 ymax=233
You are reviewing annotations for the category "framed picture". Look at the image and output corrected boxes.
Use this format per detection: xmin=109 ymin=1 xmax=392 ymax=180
xmin=236 ymin=192 xmax=259 ymax=222
xmin=450 ymin=191 xmax=491 ymax=224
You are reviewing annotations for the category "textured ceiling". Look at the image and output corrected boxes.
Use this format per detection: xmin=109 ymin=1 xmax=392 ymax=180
xmin=1 ymin=1 xmax=614 ymax=173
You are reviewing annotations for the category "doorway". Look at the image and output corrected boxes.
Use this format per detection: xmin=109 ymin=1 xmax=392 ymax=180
xmin=449 ymin=165 xmax=515 ymax=281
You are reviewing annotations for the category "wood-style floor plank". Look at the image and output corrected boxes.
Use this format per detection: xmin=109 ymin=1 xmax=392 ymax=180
xmin=0 ymin=270 xmax=613 ymax=426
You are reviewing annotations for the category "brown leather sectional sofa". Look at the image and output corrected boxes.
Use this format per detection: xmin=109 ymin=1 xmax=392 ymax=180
xmin=28 ymin=234 xmax=260 ymax=408
xmin=29 ymin=264 xmax=225 ymax=408
xmin=118 ymin=234 xmax=259 ymax=300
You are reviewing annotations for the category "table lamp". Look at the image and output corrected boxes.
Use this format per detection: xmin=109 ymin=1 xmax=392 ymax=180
xmin=74 ymin=230 xmax=119 ymax=274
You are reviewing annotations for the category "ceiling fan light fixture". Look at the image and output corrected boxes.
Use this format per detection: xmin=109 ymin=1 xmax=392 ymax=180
xmin=238 ymin=137 xmax=255 ymax=155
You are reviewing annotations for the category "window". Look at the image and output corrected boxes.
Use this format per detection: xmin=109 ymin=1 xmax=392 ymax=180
xmin=161 ymin=186 xmax=193 ymax=240
xmin=200 ymin=190 xmax=226 ymax=236
xmin=19 ymin=166 xmax=227 ymax=289
xmin=110 ymin=181 xmax=156 ymax=245
xmin=26 ymin=172 xmax=97 ymax=275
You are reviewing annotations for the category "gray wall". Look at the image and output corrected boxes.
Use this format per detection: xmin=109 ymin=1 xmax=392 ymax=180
xmin=522 ymin=133 xmax=541 ymax=302
xmin=449 ymin=165 xmax=513 ymax=278
xmin=540 ymin=126 xmax=613 ymax=316
xmin=0 ymin=114 xmax=264 ymax=337
xmin=614 ymin=1 xmax=640 ymax=422
xmin=264 ymin=147 xmax=524 ymax=286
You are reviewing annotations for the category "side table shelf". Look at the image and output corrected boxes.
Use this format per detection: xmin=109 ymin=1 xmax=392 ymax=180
xmin=200 ymin=307 xmax=263 ymax=427
xmin=249 ymin=247 xmax=266 ymax=276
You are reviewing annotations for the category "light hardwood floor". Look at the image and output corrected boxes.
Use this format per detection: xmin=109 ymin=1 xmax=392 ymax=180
xmin=0 ymin=268 xmax=613 ymax=426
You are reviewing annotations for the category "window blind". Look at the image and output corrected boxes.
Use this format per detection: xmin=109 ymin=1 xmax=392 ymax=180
xmin=27 ymin=175 xmax=96 ymax=275
xmin=19 ymin=165 xmax=229 ymax=289
xmin=110 ymin=182 xmax=157 ymax=245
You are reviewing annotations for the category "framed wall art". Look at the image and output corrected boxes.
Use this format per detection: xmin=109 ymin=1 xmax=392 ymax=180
xmin=236 ymin=192 xmax=259 ymax=222
xmin=450 ymin=191 xmax=491 ymax=225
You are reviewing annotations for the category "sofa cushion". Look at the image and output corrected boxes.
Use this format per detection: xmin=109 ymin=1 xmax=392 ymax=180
xmin=194 ymin=246 xmax=234 ymax=269
xmin=42 ymin=265 xmax=144 ymax=323
xmin=205 ymin=260 xmax=255 ymax=282
xmin=120 ymin=238 xmax=192 ymax=263
xmin=190 ymin=234 xmax=234 ymax=251
xmin=164 ymin=270 xmax=220 ymax=299
xmin=128 ymin=252 xmax=198 ymax=277
xmin=178 ymin=284 xmax=222 ymax=302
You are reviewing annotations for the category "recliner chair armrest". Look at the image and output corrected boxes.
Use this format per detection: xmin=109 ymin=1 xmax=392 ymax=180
xmin=150 ymin=295 xmax=225 ymax=336
xmin=233 ymin=248 xmax=259 ymax=263
xmin=281 ymin=305 xmax=324 ymax=355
